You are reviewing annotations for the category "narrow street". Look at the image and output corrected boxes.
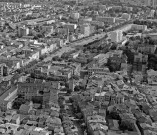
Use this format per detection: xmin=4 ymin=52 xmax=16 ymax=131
xmin=66 ymin=104 xmax=84 ymax=135
xmin=63 ymin=94 xmax=84 ymax=135
xmin=43 ymin=46 xmax=75 ymax=62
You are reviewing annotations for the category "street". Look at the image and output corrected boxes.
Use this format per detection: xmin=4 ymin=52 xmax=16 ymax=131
xmin=70 ymin=33 xmax=107 ymax=47
xmin=43 ymin=46 xmax=75 ymax=62
xmin=62 ymin=94 xmax=84 ymax=135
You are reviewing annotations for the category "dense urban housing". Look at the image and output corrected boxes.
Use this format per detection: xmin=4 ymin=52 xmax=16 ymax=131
xmin=0 ymin=0 xmax=157 ymax=135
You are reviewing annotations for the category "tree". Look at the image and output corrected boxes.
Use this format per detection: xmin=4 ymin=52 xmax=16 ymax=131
xmin=12 ymin=97 xmax=27 ymax=109
xmin=92 ymin=49 xmax=98 ymax=53
xmin=60 ymin=82 xmax=65 ymax=86
xmin=110 ymin=44 xmax=117 ymax=50
xmin=149 ymin=39 xmax=155 ymax=45
xmin=60 ymin=104 xmax=66 ymax=109
xmin=59 ymin=96 xmax=65 ymax=101
xmin=67 ymin=88 xmax=72 ymax=94
xmin=71 ymin=75 xmax=79 ymax=80
xmin=60 ymin=108 xmax=66 ymax=114
xmin=58 ymin=58 xmax=62 ymax=61
xmin=119 ymin=121 xmax=128 ymax=131
xmin=39 ymin=56 xmax=44 ymax=61
xmin=83 ymin=48 xmax=87 ymax=53
xmin=148 ymin=56 xmax=157 ymax=69
xmin=52 ymin=56 xmax=60 ymax=61
xmin=97 ymin=46 xmax=103 ymax=50
xmin=74 ymin=85 xmax=85 ymax=91
xmin=109 ymin=111 xmax=120 ymax=120
xmin=74 ymin=86 xmax=80 ymax=91
xmin=123 ymin=32 xmax=127 ymax=36
xmin=119 ymin=121 xmax=134 ymax=131
xmin=123 ymin=49 xmax=134 ymax=64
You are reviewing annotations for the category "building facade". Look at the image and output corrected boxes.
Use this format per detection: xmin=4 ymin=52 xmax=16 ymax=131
xmin=110 ymin=30 xmax=123 ymax=43
xmin=0 ymin=63 xmax=8 ymax=76
xmin=17 ymin=82 xmax=59 ymax=108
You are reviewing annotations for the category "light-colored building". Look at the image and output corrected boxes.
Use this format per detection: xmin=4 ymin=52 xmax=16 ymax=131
xmin=47 ymin=43 xmax=57 ymax=52
xmin=64 ymin=23 xmax=77 ymax=32
xmin=41 ymin=25 xmax=54 ymax=33
xmin=0 ymin=63 xmax=8 ymax=76
xmin=143 ymin=33 xmax=157 ymax=40
xmin=96 ymin=16 xmax=115 ymax=24
xmin=30 ymin=51 xmax=40 ymax=61
xmin=79 ymin=17 xmax=93 ymax=24
xmin=110 ymin=30 xmax=123 ymax=43
xmin=71 ymin=12 xmax=80 ymax=20
xmin=121 ymin=0 xmax=157 ymax=7
xmin=138 ymin=44 xmax=157 ymax=54
xmin=4 ymin=87 xmax=18 ymax=110
xmin=143 ymin=0 xmax=152 ymax=6
xmin=90 ymin=21 xmax=104 ymax=27
xmin=18 ymin=26 xmax=29 ymax=37
xmin=0 ymin=86 xmax=17 ymax=111
xmin=151 ymin=0 xmax=157 ymax=7
xmin=94 ymin=54 xmax=109 ymax=66
xmin=80 ymin=24 xmax=91 ymax=37
xmin=132 ymin=24 xmax=147 ymax=31
xmin=69 ymin=78 xmax=75 ymax=91
xmin=115 ymin=18 xmax=126 ymax=23
xmin=121 ymin=13 xmax=131 ymax=20
xmin=88 ymin=67 xmax=109 ymax=76
xmin=134 ymin=53 xmax=148 ymax=63
xmin=99 ymin=5 xmax=106 ymax=10
xmin=149 ymin=10 xmax=155 ymax=17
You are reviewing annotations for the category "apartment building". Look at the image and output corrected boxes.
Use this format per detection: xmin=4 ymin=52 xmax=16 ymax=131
xmin=121 ymin=0 xmax=157 ymax=7
xmin=132 ymin=24 xmax=147 ymax=31
xmin=110 ymin=30 xmax=123 ymax=43
xmin=0 ymin=63 xmax=8 ymax=76
xmin=80 ymin=23 xmax=92 ymax=37
xmin=64 ymin=23 xmax=77 ymax=32
xmin=88 ymin=67 xmax=109 ymax=76
xmin=96 ymin=17 xmax=116 ymax=24
xmin=18 ymin=26 xmax=29 ymax=37
xmin=145 ymin=0 xmax=157 ymax=7
xmin=71 ymin=12 xmax=80 ymax=20
xmin=17 ymin=82 xmax=59 ymax=107
xmin=143 ymin=33 xmax=157 ymax=40
xmin=94 ymin=54 xmax=109 ymax=66
xmin=121 ymin=13 xmax=131 ymax=20
xmin=115 ymin=18 xmax=126 ymax=23
xmin=138 ymin=44 xmax=157 ymax=54
xmin=41 ymin=25 xmax=54 ymax=33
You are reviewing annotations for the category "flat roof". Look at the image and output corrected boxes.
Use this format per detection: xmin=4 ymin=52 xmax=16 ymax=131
xmin=117 ymin=24 xmax=133 ymax=31
xmin=144 ymin=33 xmax=157 ymax=36
xmin=0 ymin=85 xmax=17 ymax=103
